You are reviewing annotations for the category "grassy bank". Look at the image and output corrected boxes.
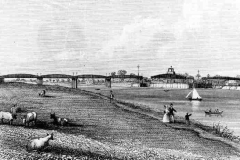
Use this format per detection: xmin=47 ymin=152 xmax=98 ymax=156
xmin=0 ymin=83 xmax=240 ymax=159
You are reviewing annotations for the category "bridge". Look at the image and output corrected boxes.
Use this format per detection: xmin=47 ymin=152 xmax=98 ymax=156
xmin=0 ymin=74 xmax=143 ymax=88
xmin=202 ymin=76 xmax=240 ymax=81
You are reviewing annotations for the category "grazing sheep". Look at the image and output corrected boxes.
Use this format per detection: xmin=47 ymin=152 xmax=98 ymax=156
xmin=38 ymin=90 xmax=46 ymax=97
xmin=26 ymin=133 xmax=54 ymax=151
xmin=50 ymin=113 xmax=69 ymax=126
xmin=22 ymin=112 xmax=37 ymax=127
xmin=0 ymin=111 xmax=17 ymax=125
xmin=10 ymin=104 xmax=21 ymax=115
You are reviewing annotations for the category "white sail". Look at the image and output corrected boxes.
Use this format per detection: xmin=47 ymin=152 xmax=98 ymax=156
xmin=186 ymin=90 xmax=192 ymax=98
xmin=192 ymin=88 xmax=201 ymax=99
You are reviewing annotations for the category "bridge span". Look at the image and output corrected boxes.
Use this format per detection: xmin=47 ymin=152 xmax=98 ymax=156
xmin=0 ymin=74 xmax=143 ymax=88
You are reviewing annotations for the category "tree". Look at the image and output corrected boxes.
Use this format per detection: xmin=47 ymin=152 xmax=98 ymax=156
xmin=130 ymin=73 xmax=136 ymax=76
xmin=117 ymin=70 xmax=127 ymax=76
xmin=184 ymin=73 xmax=189 ymax=77
xmin=111 ymin=72 xmax=116 ymax=76
xmin=118 ymin=70 xmax=127 ymax=82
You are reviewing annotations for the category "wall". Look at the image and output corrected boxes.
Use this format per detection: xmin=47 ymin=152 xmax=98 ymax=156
xmin=150 ymin=83 xmax=189 ymax=89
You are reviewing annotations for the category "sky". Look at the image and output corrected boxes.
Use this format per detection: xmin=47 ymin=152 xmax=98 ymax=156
xmin=1 ymin=0 xmax=240 ymax=77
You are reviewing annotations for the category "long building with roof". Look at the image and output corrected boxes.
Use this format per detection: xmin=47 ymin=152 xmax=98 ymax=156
xmin=150 ymin=66 xmax=194 ymax=88
xmin=202 ymin=76 xmax=240 ymax=89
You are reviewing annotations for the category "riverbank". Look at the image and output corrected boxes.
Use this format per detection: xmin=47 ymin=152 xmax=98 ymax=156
xmin=85 ymin=86 xmax=240 ymax=136
xmin=85 ymin=89 xmax=240 ymax=151
xmin=0 ymin=83 xmax=239 ymax=159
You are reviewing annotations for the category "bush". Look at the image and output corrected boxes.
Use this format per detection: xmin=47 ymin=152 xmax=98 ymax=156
xmin=213 ymin=123 xmax=240 ymax=142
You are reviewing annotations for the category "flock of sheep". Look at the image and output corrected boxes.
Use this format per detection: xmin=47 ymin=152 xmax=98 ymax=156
xmin=0 ymin=90 xmax=69 ymax=151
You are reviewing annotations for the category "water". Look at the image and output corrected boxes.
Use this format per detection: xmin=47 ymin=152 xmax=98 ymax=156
xmin=180 ymin=99 xmax=240 ymax=136
xmin=141 ymin=89 xmax=240 ymax=137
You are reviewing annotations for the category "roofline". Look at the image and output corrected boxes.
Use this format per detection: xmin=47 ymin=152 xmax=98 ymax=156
xmin=202 ymin=76 xmax=240 ymax=81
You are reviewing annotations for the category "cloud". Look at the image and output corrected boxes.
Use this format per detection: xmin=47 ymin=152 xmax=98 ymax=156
xmin=54 ymin=49 xmax=90 ymax=62
xmin=100 ymin=16 xmax=176 ymax=60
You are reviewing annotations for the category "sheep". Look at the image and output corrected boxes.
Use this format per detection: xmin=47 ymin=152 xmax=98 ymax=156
xmin=38 ymin=90 xmax=46 ymax=97
xmin=21 ymin=112 xmax=37 ymax=127
xmin=0 ymin=111 xmax=17 ymax=125
xmin=26 ymin=133 xmax=54 ymax=151
xmin=10 ymin=104 xmax=21 ymax=115
xmin=50 ymin=113 xmax=69 ymax=126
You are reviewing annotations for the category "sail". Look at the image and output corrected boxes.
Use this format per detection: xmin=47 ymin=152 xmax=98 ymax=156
xmin=192 ymin=88 xmax=201 ymax=99
xmin=186 ymin=90 xmax=192 ymax=98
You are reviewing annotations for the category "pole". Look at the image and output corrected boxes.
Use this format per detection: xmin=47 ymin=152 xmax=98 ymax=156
xmin=137 ymin=65 xmax=140 ymax=87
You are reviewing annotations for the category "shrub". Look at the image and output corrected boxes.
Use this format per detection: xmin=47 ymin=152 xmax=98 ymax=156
xmin=213 ymin=123 xmax=240 ymax=142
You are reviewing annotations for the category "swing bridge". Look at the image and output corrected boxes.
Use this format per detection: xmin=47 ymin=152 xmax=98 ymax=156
xmin=0 ymin=74 xmax=143 ymax=88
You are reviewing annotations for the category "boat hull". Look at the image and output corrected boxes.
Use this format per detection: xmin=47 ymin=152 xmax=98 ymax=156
xmin=189 ymin=98 xmax=202 ymax=101
xmin=205 ymin=111 xmax=223 ymax=116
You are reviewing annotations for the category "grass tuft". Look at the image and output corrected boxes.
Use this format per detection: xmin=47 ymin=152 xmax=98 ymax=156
xmin=213 ymin=123 xmax=240 ymax=142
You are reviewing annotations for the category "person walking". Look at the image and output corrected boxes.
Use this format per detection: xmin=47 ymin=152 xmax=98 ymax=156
xmin=185 ymin=113 xmax=192 ymax=125
xmin=110 ymin=90 xmax=114 ymax=103
xmin=169 ymin=103 xmax=177 ymax=123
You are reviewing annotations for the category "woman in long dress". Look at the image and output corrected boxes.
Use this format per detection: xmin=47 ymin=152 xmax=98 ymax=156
xmin=162 ymin=105 xmax=170 ymax=123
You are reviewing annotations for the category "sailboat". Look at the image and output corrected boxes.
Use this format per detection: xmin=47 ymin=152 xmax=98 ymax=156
xmin=186 ymin=88 xmax=202 ymax=101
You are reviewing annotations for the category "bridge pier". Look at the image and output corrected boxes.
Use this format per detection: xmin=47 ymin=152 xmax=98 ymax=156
xmin=105 ymin=77 xmax=111 ymax=88
xmin=37 ymin=77 xmax=43 ymax=85
xmin=72 ymin=77 xmax=78 ymax=89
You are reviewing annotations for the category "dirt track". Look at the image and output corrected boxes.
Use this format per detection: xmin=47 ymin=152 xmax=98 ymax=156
xmin=0 ymin=83 xmax=240 ymax=159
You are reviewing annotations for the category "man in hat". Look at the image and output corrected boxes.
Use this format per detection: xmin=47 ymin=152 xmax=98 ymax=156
xmin=169 ymin=103 xmax=177 ymax=123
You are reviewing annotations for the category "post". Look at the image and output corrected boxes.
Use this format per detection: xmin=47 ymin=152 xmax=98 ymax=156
xmin=37 ymin=77 xmax=43 ymax=85
xmin=72 ymin=77 xmax=78 ymax=89
xmin=137 ymin=65 xmax=140 ymax=87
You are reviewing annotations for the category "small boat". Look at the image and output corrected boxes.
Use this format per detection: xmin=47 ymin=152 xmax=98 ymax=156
xmin=186 ymin=88 xmax=202 ymax=101
xmin=205 ymin=111 xmax=223 ymax=117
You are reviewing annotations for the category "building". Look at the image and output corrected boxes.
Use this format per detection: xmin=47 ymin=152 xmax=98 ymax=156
xmin=150 ymin=66 xmax=194 ymax=89
xmin=202 ymin=76 xmax=240 ymax=88
xmin=151 ymin=66 xmax=194 ymax=83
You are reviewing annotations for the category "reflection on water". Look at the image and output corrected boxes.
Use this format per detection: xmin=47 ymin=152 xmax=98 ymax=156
xmin=191 ymin=101 xmax=200 ymax=111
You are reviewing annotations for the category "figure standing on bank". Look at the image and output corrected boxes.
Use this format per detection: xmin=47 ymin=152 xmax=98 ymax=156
xmin=185 ymin=113 xmax=192 ymax=125
xmin=110 ymin=90 xmax=114 ymax=103
xmin=169 ymin=103 xmax=177 ymax=123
